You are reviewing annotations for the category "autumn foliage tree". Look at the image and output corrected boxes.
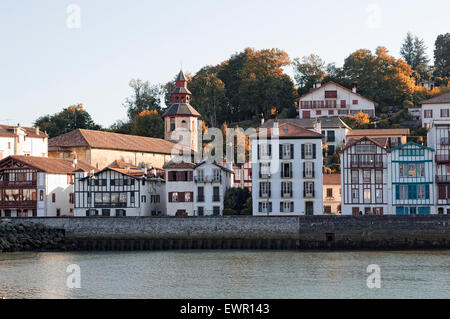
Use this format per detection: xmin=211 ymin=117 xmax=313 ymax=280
xmin=132 ymin=110 xmax=164 ymax=139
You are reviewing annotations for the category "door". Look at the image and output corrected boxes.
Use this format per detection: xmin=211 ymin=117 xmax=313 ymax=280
xmin=305 ymin=202 xmax=314 ymax=215
xmin=302 ymin=111 xmax=311 ymax=119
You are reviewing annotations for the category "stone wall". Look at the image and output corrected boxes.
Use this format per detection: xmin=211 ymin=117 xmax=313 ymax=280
xmin=2 ymin=215 xmax=450 ymax=250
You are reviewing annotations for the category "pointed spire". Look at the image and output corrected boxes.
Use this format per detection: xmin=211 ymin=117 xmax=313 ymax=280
xmin=176 ymin=70 xmax=186 ymax=82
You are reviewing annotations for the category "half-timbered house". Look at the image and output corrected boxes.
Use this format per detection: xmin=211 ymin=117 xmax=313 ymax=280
xmin=389 ymin=143 xmax=435 ymax=215
xmin=0 ymin=155 xmax=94 ymax=217
xmin=340 ymin=137 xmax=389 ymax=215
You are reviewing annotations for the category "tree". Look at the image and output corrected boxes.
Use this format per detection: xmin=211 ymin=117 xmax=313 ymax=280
xmin=434 ymin=33 xmax=450 ymax=78
xmin=124 ymin=79 xmax=162 ymax=120
xmin=400 ymin=32 xmax=430 ymax=82
xmin=342 ymin=111 xmax=371 ymax=128
xmin=189 ymin=66 xmax=230 ymax=127
xmin=34 ymin=104 xmax=101 ymax=138
xmin=132 ymin=110 xmax=164 ymax=138
xmin=292 ymin=54 xmax=326 ymax=95
xmin=342 ymin=47 xmax=415 ymax=107
xmin=224 ymin=188 xmax=251 ymax=215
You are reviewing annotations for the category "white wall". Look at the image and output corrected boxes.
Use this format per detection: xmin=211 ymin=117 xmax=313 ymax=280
xmin=422 ymin=103 xmax=450 ymax=129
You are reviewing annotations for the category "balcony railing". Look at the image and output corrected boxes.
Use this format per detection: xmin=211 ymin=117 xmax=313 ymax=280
xmin=94 ymin=202 xmax=127 ymax=208
xmin=350 ymin=161 xmax=384 ymax=169
xmin=0 ymin=180 xmax=37 ymax=188
xmin=0 ymin=200 xmax=37 ymax=209
xmin=436 ymin=175 xmax=450 ymax=183
xmin=440 ymin=138 xmax=450 ymax=145
xmin=436 ymin=154 xmax=450 ymax=164
xmin=194 ymin=176 xmax=222 ymax=183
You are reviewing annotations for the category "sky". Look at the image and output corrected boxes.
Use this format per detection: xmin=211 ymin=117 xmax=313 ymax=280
xmin=0 ymin=0 xmax=448 ymax=128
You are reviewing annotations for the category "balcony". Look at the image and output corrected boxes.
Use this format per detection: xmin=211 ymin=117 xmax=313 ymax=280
xmin=0 ymin=180 xmax=37 ymax=188
xmin=436 ymin=154 xmax=450 ymax=164
xmin=440 ymin=138 xmax=450 ymax=145
xmin=94 ymin=202 xmax=127 ymax=208
xmin=436 ymin=175 xmax=450 ymax=184
xmin=350 ymin=161 xmax=384 ymax=169
xmin=194 ymin=176 xmax=222 ymax=183
xmin=0 ymin=200 xmax=37 ymax=209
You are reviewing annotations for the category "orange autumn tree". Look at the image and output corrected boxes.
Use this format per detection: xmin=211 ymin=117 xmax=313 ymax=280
xmin=132 ymin=109 xmax=164 ymax=138
xmin=343 ymin=111 xmax=371 ymax=129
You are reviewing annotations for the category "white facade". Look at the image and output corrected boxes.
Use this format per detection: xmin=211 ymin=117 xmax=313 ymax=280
xmin=323 ymin=174 xmax=341 ymax=214
xmin=251 ymin=123 xmax=323 ymax=216
xmin=298 ymin=82 xmax=376 ymax=119
xmin=0 ymin=126 xmax=48 ymax=160
xmin=193 ymin=162 xmax=233 ymax=216
xmin=422 ymin=102 xmax=450 ymax=129
xmin=165 ymin=165 xmax=195 ymax=216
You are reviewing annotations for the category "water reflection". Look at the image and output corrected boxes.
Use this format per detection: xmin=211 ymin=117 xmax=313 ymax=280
xmin=0 ymin=250 xmax=449 ymax=299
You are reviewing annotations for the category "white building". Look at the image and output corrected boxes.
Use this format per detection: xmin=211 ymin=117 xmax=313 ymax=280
xmin=262 ymin=117 xmax=350 ymax=157
xmin=164 ymin=161 xmax=196 ymax=216
xmin=323 ymin=174 xmax=341 ymax=214
xmin=298 ymin=82 xmax=377 ymax=119
xmin=0 ymin=125 xmax=48 ymax=160
xmin=251 ymin=121 xmax=324 ymax=216
xmin=193 ymin=162 xmax=234 ymax=216
xmin=340 ymin=137 xmax=390 ymax=215
xmin=427 ymin=120 xmax=450 ymax=215
xmin=74 ymin=160 xmax=166 ymax=217
xmin=0 ymin=156 xmax=93 ymax=217
xmin=420 ymin=92 xmax=450 ymax=129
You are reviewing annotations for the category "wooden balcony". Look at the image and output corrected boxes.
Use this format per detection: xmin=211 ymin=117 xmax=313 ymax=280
xmin=436 ymin=154 xmax=450 ymax=164
xmin=440 ymin=138 xmax=450 ymax=145
xmin=0 ymin=180 xmax=37 ymax=188
xmin=436 ymin=175 xmax=450 ymax=184
xmin=0 ymin=200 xmax=37 ymax=209
xmin=350 ymin=161 xmax=384 ymax=169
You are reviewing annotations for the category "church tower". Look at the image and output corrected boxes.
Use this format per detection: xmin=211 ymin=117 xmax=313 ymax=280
xmin=163 ymin=70 xmax=200 ymax=153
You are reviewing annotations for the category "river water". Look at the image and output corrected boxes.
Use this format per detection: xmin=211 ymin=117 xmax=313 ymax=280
xmin=0 ymin=250 xmax=449 ymax=299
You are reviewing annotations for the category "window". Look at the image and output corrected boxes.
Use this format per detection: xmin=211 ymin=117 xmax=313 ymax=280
xmin=305 ymin=202 xmax=314 ymax=215
xmin=171 ymin=192 xmax=179 ymax=202
xmin=40 ymin=190 xmax=44 ymax=201
xmin=340 ymin=100 xmax=346 ymax=108
xmin=260 ymin=182 xmax=270 ymax=197
xmin=375 ymin=170 xmax=382 ymax=183
xmin=69 ymin=193 xmax=74 ymax=204
xmin=326 ymin=188 xmax=333 ymax=198
xmin=213 ymin=206 xmax=220 ymax=216
xmin=327 ymin=131 xmax=335 ymax=142
xmin=259 ymin=162 xmax=271 ymax=178
xmin=304 ymin=144 xmax=313 ymax=159
xmin=304 ymin=162 xmax=314 ymax=178
xmin=441 ymin=109 xmax=449 ymax=118
xmin=282 ymin=144 xmax=292 ymax=159
xmin=170 ymin=118 xmax=176 ymax=131
xmin=325 ymin=90 xmax=337 ymax=98
xmin=400 ymin=164 xmax=407 ymax=177
xmin=351 ymin=170 xmax=359 ymax=184
xmin=197 ymin=207 xmax=204 ymax=216
xmin=141 ymin=195 xmax=146 ymax=203
xmin=281 ymin=162 xmax=292 ymax=178
xmin=356 ymin=144 xmax=376 ymax=153
xmin=399 ymin=185 xmax=408 ymax=200
xmin=52 ymin=193 xmax=56 ymax=203
xmin=259 ymin=202 xmax=272 ymax=213
xmin=281 ymin=201 xmax=293 ymax=213
xmin=130 ymin=192 xmax=135 ymax=204
xmin=324 ymin=206 xmax=332 ymax=214
xmin=417 ymin=163 xmax=425 ymax=177
xmin=408 ymin=164 xmax=416 ymax=177
xmin=259 ymin=143 xmax=272 ymax=159
xmin=197 ymin=187 xmax=204 ymax=202
xmin=151 ymin=195 xmax=160 ymax=203
xmin=424 ymin=110 xmax=433 ymax=118
xmin=352 ymin=189 xmax=359 ymax=203
xmin=304 ymin=182 xmax=314 ymax=198
xmin=375 ymin=189 xmax=383 ymax=203
xmin=185 ymin=192 xmax=192 ymax=202
xmin=352 ymin=100 xmax=358 ymax=105
xmin=282 ymin=182 xmax=292 ymax=197
xmin=363 ymin=170 xmax=371 ymax=183
xmin=363 ymin=189 xmax=371 ymax=203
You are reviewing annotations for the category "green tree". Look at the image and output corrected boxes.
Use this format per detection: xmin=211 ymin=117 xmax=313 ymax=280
xmin=34 ymin=104 xmax=101 ymax=138
xmin=224 ymin=188 xmax=251 ymax=215
xmin=292 ymin=54 xmax=327 ymax=95
xmin=131 ymin=110 xmax=164 ymax=138
xmin=400 ymin=32 xmax=430 ymax=82
xmin=434 ymin=33 xmax=450 ymax=78
xmin=124 ymin=79 xmax=162 ymax=120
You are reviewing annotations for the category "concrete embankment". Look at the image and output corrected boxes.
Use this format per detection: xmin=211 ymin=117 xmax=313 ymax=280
xmin=1 ymin=215 xmax=450 ymax=251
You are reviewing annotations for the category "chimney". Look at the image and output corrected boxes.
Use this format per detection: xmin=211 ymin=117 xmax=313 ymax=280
xmin=273 ymin=119 xmax=279 ymax=138
xmin=315 ymin=119 xmax=322 ymax=134
xmin=72 ymin=158 xmax=78 ymax=168
xmin=35 ymin=126 xmax=40 ymax=135
xmin=316 ymin=83 xmax=321 ymax=89
xmin=352 ymin=86 xmax=357 ymax=94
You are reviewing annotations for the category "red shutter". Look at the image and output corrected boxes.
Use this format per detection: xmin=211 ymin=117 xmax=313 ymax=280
xmin=431 ymin=110 xmax=433 ymax=118
xmin=341 ymin=100 xmax=346 ymax=108
xmin=189 ymin=171 xmax=193 ymax=181
xmin=321 ymin=101 xmax=324 ymax=107
xmin=190 ymin=192 xmax=194 ymax=202
xmin=168 ymin=192 xmax=173 ymax=202
xmin=380 ymin=207 xmax=384 ymax=216
xmin=52 ymin=193 xmax=55 ymax=203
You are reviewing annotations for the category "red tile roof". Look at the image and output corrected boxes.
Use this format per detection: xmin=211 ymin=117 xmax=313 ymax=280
xmin=163 ymin=161 xmax=196 ymax=169
xmin=0 ymin=156 xmax=95 ymax=174
xmin=49 ymin=129 xmax=177 ymax=155
xmin=419 ymin=92 xmax=450 ymax=105
xmin=347 ymin=128 xmax=410 ymax=137
xmin=252 ymin=123 xmax=323 ymax=139
xmin=0 ymin=125 xmax=48 ymax=138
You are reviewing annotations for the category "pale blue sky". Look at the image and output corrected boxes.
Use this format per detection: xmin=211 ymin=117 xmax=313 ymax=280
xmin=0 ymin=0 xmax=448 ymax=127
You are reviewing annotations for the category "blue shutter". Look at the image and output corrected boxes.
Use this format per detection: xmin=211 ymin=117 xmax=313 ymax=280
xmin=396 ymin=185 xmax=400 ymax=200
xmin=425 ymin=184 xmax=430 ymax=200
